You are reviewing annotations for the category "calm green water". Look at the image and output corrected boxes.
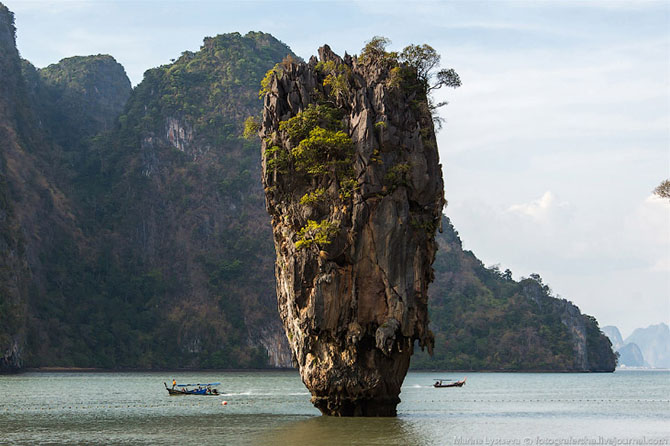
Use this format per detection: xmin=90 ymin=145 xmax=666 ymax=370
xmin=1 ymin=370 xmax=668 ymax=445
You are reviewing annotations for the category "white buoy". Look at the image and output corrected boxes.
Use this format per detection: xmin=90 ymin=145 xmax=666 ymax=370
xmin=221 ymin=401 xmax=227 ymax=406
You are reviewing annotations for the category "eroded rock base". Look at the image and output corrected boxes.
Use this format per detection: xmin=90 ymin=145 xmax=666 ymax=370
xmin=313 ymin=396 xmax=401 ymax=417
xmin=300 ymin=336 xmax=413 ymax=417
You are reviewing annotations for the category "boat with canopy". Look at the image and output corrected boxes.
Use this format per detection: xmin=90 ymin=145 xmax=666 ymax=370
xmin=164 ymin=382 xmax=222 ymax=395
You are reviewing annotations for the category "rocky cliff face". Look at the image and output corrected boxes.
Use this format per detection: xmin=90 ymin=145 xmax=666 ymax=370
xmin=601 ymin=325 xmax=624 ymax=350
xmin=0 ymin=3 xmax=82 ymax=372
xmin=260 ymin=46 xmax=444 ymax=415
xmin=0 ymin=5 xmax=25 ymax=372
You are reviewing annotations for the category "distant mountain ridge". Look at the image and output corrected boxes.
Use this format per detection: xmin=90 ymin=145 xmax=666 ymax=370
xmin=0 ymin=2 xmax=616 ymax=372
xmin=602 ymin=326 xmax=624 ymax=350
xmin=602 ymin=323 xmax=670 ymax=368
xmin=617 ymin=343 xmax=645 ymax=367
xmin=625 ymin=323 xmax=670 ymax=368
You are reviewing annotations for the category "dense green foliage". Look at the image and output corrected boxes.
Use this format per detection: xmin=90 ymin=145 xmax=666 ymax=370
xmin=292 ymin=127 xmax=353 ymax=176
xmin=38 ymin=55 xmax=131 ymax=148
xmin=265 ymin=101 xmax=356 ymax=250
xmin=0 ymin=155 xmax=23 ymax=359
xmin=411 ymin=217 xmax=616 ymax=371
xmin=242 ymin=116 xmax=260 ymax=140
xmin=295 ymin=220 xmax=339 ymax=250
xmin=299 ymin=188 xmax=327 ymax=206
xmin=62 ymin=31 xmax=294 ymax=369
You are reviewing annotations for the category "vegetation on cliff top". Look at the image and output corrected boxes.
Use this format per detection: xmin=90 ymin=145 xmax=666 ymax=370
xmin=263 ymin=99 xmax=355 ymax=251
xmin=38 ymin=55 xmax=131 ymax=144
xmin=259 ymin=37 xmax=460 ymax=253
xmin=359 ymin=36 xmax=461 ymax=128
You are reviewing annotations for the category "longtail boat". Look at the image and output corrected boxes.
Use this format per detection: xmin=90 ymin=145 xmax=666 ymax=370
xmin=164 ymin=382 xmax=221 ymax=395
xmin=433 ymin=377 xmax=466 ymax=388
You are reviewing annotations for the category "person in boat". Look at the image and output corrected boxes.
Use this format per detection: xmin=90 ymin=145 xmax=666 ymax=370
xmin=172 ymin=379 xmax=176 ymax=389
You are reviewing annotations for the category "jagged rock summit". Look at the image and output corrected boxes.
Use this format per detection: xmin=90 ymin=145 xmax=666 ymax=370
xmin=260 ymin=45 xmax=445 ymax=416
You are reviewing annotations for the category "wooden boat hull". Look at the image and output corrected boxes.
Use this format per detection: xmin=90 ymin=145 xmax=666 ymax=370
xmin=434 ymin=381 xmax=465 ymax=388
xmin=164 ymin=382 xmax=220 ymax=395
xmin=166 ymin=387 xmax=185 ymax=395
xmin=433 ymin=378 xmax=466 ymax=388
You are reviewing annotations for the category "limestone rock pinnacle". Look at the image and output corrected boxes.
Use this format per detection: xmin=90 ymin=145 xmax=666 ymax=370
xmin=260 ymin=44 xmax=445 ymax=416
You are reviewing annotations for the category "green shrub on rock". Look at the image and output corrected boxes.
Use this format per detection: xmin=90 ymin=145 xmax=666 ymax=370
xmin=295 ymin=219 xmax=338 ymax=250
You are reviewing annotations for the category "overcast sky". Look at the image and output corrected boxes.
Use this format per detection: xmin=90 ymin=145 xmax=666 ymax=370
xmin=5 ymin=0 xmax=669 ymax=338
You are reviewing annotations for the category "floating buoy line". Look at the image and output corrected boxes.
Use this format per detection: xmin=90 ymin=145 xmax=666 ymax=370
xmin=1 ymin=398 xmax=668 ymax=414
xmin=0 ymin=400 xmax=260 ymax=412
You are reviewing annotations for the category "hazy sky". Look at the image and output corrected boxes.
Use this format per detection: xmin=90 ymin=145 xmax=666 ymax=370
xmin=5 ymin=0 xmax=669 ymax=338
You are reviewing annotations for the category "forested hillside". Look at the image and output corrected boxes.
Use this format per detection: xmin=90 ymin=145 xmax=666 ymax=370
xmin=0 ymin=3 xmax=615 ymax=372
xmin=63 ymin=31 xmax=295 ymax=369
xmin=22 ymin=30 xmax=294 ymax=369
xmin=0 ymin=2 xmax=28 ymax=372
xmin=413 ymin=217 xmax=616 ymax=371
xmin=1 ymin=3 xmax=89 ymax=372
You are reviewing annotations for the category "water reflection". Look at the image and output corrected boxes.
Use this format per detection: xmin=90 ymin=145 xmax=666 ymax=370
xmin=254 ymin=415 xmax=432 ymax=446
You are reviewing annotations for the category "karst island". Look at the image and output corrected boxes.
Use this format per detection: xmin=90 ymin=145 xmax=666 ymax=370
xmin=254 ymin=39 xmax=460 ymax=416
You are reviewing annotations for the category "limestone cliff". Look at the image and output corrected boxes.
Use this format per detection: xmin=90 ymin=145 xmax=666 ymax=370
xmin=0 ymin=4 xmax=82 ymax=372
xmin=0 ymin=4 xmax=27 ymax=372
xmin=260 ymin=46 xmax=445 ymax=415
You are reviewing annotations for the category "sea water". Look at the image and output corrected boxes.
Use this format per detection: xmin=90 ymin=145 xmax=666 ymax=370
xmin=0 ymin=370 xmax=668 ymax=445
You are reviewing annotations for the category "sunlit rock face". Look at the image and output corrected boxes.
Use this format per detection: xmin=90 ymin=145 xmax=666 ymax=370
xmin=260 ymin=45 xmax=444 ymax=416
